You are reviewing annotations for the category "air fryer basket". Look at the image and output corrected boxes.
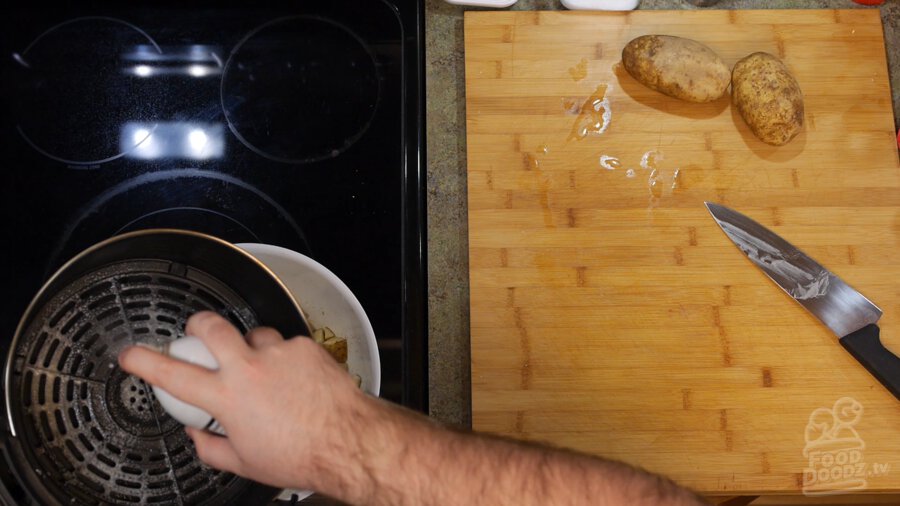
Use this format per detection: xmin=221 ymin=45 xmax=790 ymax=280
xmin=2 ymin=230 xmax=310 ymax=505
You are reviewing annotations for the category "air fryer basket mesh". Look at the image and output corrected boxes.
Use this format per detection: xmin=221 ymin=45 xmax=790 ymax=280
xmin=8 ymin=259 xmax=260 ymax=505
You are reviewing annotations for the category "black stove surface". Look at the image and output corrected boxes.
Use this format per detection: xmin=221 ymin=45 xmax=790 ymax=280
xmin=0 ymin=1 xmax=426 ymax=502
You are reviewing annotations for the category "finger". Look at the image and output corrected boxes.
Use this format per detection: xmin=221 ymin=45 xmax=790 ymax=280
xmin=119 ymin=346 xmax=221 ymax=411
xmin=185 ymin=311 xmax=248 ymax=364
xmin=186 ymin=427 xmax=243 ymax=475
xmin=245 ymin=327 xmax=284 ymax=348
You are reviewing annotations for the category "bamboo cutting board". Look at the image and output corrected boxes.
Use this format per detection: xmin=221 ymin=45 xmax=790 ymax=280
xmin=465 ymin=9 xmax=900 ymax=495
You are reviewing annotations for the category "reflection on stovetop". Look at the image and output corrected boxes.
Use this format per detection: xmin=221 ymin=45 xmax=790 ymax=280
xmin=2 ymin=0 xmax=421 ymax=404
xmin=0 ymin=0 xmax=425 ymax=504
xmin=46 ymin=168 xmax=312 ymax=273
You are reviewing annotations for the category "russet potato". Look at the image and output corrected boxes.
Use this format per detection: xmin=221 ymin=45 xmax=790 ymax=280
xmin=622 ymin=35 xmax=731 ymax=103
xmin=732 ymin=52 xmax=805 ymax=146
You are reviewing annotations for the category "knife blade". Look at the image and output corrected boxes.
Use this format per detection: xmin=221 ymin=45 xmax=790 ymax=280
xmin=705 ymin=202 xmax=900 ymax=400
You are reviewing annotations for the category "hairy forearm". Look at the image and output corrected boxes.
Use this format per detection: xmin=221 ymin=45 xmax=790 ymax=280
xmin=313 ymin=394 xmax=706 ymax=506
xmin=442 ymin=435 xmax=705 ymax=506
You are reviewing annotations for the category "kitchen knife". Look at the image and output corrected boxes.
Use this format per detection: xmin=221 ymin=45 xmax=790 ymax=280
xmin=705 ymin=202 xmax=900 ymax=400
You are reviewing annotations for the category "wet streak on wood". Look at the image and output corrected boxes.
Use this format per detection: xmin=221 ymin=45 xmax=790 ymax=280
xmin=725 ymin=431 xmax=734 ymax=451
xmin=762 ymin=368 xmax=773 ymax=387
xmin=761 ymin=453 xmax=771 ymax=474
xmin=791 ymin=168 xmax=800 ymax=188
xmin=673 ymin=247 xmax=684 ymax=266
xmin=523 ymin=153 xmax=537 ymax=171
xmin=704 ymin=133 xmax=713 ymax=151
xmin=728 ymin=11 xmax=738 ymax=24
xmin=568 ymin=171 xmax=577 ymax=190
xmin=504 ymin=190 xmax=513 ymax=209
xmin=513 ymin=134 xmax=522 ymax=152
xmin=506 ymin=287 xmax=516 ymax=307
xmin=567 ymin=208 xmax=577 ymax=227
xmin=712 ymin=306 xmax=722 ymax=327
xmin=723 ymin=285 xmax=732 ymax=306
xmin=576 ymin=267 xmax=587 ymax=287
xmin=771 ymin=207 xmax=782 ymax=226
xmin=502 ymin=25 xmax=514 ymax=43
xmin=682 ymin=389 xmax=692 ymax=409
xmin=719 ymin=409 xmax=728 ymax=430
xmin=500 ymin=248 xmax=509 ymax=267
xmin=513 ymin=307 xmax=532 ymax=389
xmin=515 ymin=411 xmax=525 ymax=433
xmin=595 ymin=43 xmax=603 ymax=59
xmin=486 ymin=171 xmax=494 ymax=190
xmin=688 ymin=227 xmax=698 ymax=246
xmin=561 ymin=97 xmax=579 ymax=115
xmin=847 ymin=246 xmax=856 ymax=265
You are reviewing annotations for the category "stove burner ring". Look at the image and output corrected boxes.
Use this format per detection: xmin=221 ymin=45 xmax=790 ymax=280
xmin=220 ymin=15 xmax=381 ymax=164
xmin=14 ymin=16 xmax=164 ymax=167
xmin=46 ymin=168 xmax=311 ymax=276
xmin=114 ymin=207 xmax=260 ymax=242
xmin=16 ymin=123 xmax=161 ymax=168
xmin=8 ymin=260 xmax=260 ymax=505
xmin=17 ymin=16 xmax=160 ymax=57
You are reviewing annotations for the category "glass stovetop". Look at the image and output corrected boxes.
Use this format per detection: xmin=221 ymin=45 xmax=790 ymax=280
xmin=0 ymin=1 xmax=426 ymax=418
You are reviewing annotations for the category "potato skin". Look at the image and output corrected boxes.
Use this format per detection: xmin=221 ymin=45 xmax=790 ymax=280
xmin=622 ymin=35 xmax=731 ymax=103
xmin=732 ymin=52 xmax=804 ymax=146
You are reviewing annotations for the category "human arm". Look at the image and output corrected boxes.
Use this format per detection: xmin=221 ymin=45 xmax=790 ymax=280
xmin=118 ymin=311 xmax=706 ymax=506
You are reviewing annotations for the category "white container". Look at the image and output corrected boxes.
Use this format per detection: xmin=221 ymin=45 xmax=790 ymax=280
xmin=236 ymin=243 xmax=382 ymax=503
xmin=562 ymin=0 xmax=639 ymax=10
xmin=236 ymin=243 xmax=381 ymax=398
xmin=151 ymin=244 xmax=382 ymax=503
xmin=152 ymin=336 xmax=225 ymax=435
xmin=444 ymin=0 xmax=517 ymax=7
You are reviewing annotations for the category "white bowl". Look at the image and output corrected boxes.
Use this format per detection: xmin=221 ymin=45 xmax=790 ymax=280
xmin=236 ymin=243 xmax=381 ymax=397
xmin=236 ymin=244 xmax=381 ymax=503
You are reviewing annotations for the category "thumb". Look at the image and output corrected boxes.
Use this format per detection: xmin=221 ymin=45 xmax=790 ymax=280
xmin=186 ymin=427 xmax=243 ymax=475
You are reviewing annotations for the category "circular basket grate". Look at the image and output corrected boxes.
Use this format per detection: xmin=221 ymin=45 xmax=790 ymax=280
xmin=8 ymin=259 xmax=264 ymax=505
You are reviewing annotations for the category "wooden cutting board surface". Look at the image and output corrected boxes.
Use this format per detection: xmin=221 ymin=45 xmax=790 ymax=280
xmin=465 ymin=9 xmax=900 ymax=495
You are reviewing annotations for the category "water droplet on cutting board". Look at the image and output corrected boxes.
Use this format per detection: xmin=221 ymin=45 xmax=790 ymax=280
xmin=648 ymin=169 xmax=663 ymax=198
xmin=599 ymin=155 xmax=620 ymax=170
xmin=640 ymin=150 xmax=663 ymax=171
xmin=596 ymin=150 xmax=684 ymax=205
xmin=568 ymin=84 xmax=611 ymax=141
xmin=562 ymin=97 xmax=580 ymax=115
xmin=647 ymin=167 xmax=684 ymax=208
xmin=568 ymin=58 xmax=588 ymax=82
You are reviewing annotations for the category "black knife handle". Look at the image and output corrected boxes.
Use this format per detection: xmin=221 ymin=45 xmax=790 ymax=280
xmin=840 ymin=324 xmax=900 ymax=400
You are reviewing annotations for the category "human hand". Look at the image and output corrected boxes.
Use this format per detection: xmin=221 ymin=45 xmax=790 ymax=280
xmin=118 ymin=311 xmax=372 ymax=491
xmin=121 ymin=312 xmax=705 ymax=506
